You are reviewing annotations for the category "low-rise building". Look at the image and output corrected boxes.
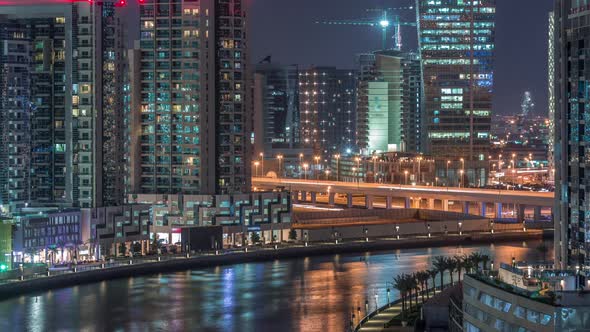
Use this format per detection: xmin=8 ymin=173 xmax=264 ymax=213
xmin=83 ymin=205 xmax=151 ymax=258
xmin=129 ymin=192 xmax=292 ymax=247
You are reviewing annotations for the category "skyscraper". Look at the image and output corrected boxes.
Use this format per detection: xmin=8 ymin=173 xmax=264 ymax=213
xmin=548 ymin=11 xmax=556 ymax=182
xmin=356 ymin=50 xmax=423 ymax=155
xmin=136 ymin=0 xmax=250 ymax=196
xmin=0 ymin=3 xmax=127 ymax=210
xmin=417 ymin=0 xmax=496 ymax=186
xmin=554 ymin=0 xmax=590 ymax=269
xmin=253 ymin=62 xmax=301 ymax=153
xmin=298 ymin=67 xmax=357 ymax=156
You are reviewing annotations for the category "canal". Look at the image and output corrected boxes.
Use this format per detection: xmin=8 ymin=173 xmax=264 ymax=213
xmin=0 ymin=240 xmax=551 ymax=332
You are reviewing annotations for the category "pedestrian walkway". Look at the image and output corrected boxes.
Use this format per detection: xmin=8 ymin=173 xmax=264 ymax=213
xmin=356 ymin=288 xmax=443 ymax=332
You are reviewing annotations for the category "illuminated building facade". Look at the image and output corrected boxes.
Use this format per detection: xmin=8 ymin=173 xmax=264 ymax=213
xmin=417 ymin=0 xmax=496 ymax=186
xmin=555 ymin=0 xmax=590 ymax=269
xmin=298 ymin=67 xmax=357 ymax=155
xmin=548 ymin=12 xmax=556 ymax=181
xmin=356 ymin=51 xmax=423 ymax=155
xmin=253 ymin=62 xmax=301 ymax=152
xmin=0 ymin=3 xmax=127 ymax=209
xmin=137 ymin=0 xmax=250 ymax=196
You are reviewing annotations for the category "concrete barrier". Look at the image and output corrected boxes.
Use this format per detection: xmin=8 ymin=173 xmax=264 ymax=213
xmin=0 ymin=230 xmax=552 ymax=300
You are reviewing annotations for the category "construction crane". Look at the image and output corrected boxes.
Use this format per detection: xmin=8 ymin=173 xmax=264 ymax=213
xmin=315 ymin=6 xmax=416 ymax=51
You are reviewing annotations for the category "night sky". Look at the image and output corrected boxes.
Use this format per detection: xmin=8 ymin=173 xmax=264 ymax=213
xmin=125 ymin=0 xmax=554 ymax=116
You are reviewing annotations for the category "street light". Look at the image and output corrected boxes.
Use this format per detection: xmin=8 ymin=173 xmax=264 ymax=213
xmin=335 ymin=154 xmax=341 ymax=182
xmin=259 ymin=152 xmax=264 ymax=177
xmin=325 ymin=169 xmax=331 ymax=180
xmin=458 ymin=221 xmax=463 ymax=235
xmin=417 ymin=156 xmax=422 ymax=185
xmin=254 ymin=161 xmax=260 ymax=177
xmin=276 ymin=154 xmax=283 ymax=178
xmin=404 ymin=170 xmax=409 ymax=185
xmin=352 ymin=167 xmax=357 ymax=183
xmin=459 ymin=169 xmax=464 ymax=188
xmin=314 ymin=155 xmax=321 ymax=179
xmin=395 ymin=225 xmax=400 ymax=239
xmin=446 ymin=160 xmax=451 ymax=184
xmin=303 ymin=163 xmax=309 ymax=180
xmin=460 ymin=158 xmax=465 ymax=186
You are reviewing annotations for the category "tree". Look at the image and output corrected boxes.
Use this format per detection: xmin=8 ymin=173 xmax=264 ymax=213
xmin=428 ymin=269 xmax=438 ymax=293
xmin=393 ymin=274 xmax=409 ymax=322
xmin=289 ymin=229 xmax=297 ymax=241
xmin=250 ymin=232 xmax=261 ymax=244
xmin=536 ymin=243 xmax=549 ymax=263
xmin=433 ymin=256 xmax=447 ymax=289
xmin=119 ymin=242 xmax=126 ymax=256
xmin=455 ymin=256 xmax=466 ymax=282
xmin=469 ymin=252 xmax=484 ymax=272
xmin=481 ymin=254 xmax=491 ymax=272
xmin=131 ymin=242 xmax=142 ymax=254
xmin=416 ymin=271 xmax=429 ymax=301
xmin=57 ymin=240 xmax=66 ymax=263
xmin=446 ymin=257 xmax=456 ymax=285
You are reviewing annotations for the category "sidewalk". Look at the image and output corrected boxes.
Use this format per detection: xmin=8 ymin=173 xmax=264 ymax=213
xmin=356 ymin=289 xmax=443 ymax=332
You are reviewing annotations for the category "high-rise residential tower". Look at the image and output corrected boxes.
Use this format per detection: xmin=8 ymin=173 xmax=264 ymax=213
xmin=356 ymin=50 xmax=423 ymax=155
xmin=298 ymin=67 xmax=357 ymax=156
xmin=417 ymin=0 xmax=496 ymax=186
xmin=548 ymin=11 xmax=556 ymax=182
xmin=136 ymin=0 xmax=250 ymax=196
xmin=0 ymin=3 xmax=127 ymax=210
xmin=253 ymin=62 xmax=301 ymax=154
xmin=555 ymin=0 xmax=590 ymax=269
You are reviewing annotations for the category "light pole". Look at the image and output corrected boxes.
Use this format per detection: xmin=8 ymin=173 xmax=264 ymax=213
xmin=404 ymin=170 xmax=408 ymax=185
xmin=276 ymin=154 xmax=283 ymax=178
xmin=352 ymin=167 xmax=357 ymax=183
xmin=435 ymin=177 xmax=439 ymax=187
xmin=259 ymin=152 xmax=264 ymax=177
xmin=446 ymin=160 xmax=451 ymax=185
xmin=325 ymin=169 xmax=331 ymax=180
xmin=314 ymin=155 xmax=320 ymax=179
xmin=372 ymin=155 xmax=378 ymax=182
xmin=460 ymin=158 xmax=465 ymax=187
xmin=417 ymin=156 xmax=422 ymax=185
xmin=303 ymin=163 xmax=309 ymax=180
xmin=458 ymin=221 xmax=463 ymax=235
xmin=254 ymin=161 xmax=260 ymax=177
xmin=459 ymin=170 xmax=464 ymax=188
xmin=335 ymin=154 xmax=341 ymax=182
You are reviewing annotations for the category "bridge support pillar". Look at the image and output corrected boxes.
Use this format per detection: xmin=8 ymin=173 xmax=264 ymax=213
xmin=480 ymin=202 xmax=487 ymax=217
xmin=534 ymin=206 xmax=542 ymax=221
xmin=385 ymin=196 xmax=393 ymax=209
xmin=292 ymin=191 xmax=299 ymax=203
xmin=427 ymin=199 xmax=435 ymax=210
xmin=442 ymin=199 xmax=449 ymax=211
xmin=301 ymin=191 xmax=307 ymax=202
xmin=463 ymin=201 xmax=470 ymax=215
xmin=347 ymin=194 xmax=353 ymax=208
xmin=495 ymin=203 xmax=503 ymax=219
xmin=365 ymin=195 xmax=374 ymax=210
xmin=517 ymin=204 xmax=526 ymax=223
xmin=310 ymin=192 xmax=317 ymax=204
xmin=328 ymin=192 xmax=335 ymax=206
xmin=404 ymin=197 xmax=411 ymax=209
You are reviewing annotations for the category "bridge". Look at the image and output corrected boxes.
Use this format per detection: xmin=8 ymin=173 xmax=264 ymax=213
xmin=252 ymin=178 xmax=555 ymax=221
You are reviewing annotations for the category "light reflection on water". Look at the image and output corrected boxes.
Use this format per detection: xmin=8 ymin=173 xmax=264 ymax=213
xmin=0 ymin=240 xmax=552 ymax=332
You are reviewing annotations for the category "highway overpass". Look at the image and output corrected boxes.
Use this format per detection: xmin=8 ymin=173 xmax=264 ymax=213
xmin=252 ymin=178 xmax=555 ymax=221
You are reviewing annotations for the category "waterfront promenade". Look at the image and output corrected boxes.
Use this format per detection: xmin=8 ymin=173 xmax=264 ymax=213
xmin=0 ymin=229 xmax=551 ymax=299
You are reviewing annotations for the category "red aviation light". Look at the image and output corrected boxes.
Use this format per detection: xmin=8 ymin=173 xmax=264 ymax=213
xmin=115 ymin=0 xmax=126 ymax=6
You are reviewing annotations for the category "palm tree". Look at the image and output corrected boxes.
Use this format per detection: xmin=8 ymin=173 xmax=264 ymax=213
xmin=536 ymin=243 xmax=549 ymax=263
xmin=428 ymin=269 xmax=438 ymax=293
xmin=416 ymin=271 xmax=429 ymax=301
xmin=455 ymin=255 xmax=466 ymax=281
xmin=469 ymin=252 xmax=484 ymax=272
xmin=433 ymin=256 xmax=447 ymax=289
xmin=446 ymin=257 xmax=456 ymax=285
xmin=394 ymin=274 xmax=409 ymax=320
xmin=481 ymin=254 xmax=491 ymax=272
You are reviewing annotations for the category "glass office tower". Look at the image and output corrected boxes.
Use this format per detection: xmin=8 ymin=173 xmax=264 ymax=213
xmin=417 ymin=0 xmax=496 ymax=186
